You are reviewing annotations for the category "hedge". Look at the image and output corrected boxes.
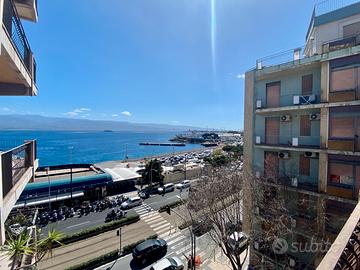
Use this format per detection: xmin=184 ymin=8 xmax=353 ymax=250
xmin=57 ymin=214 xmax=140 ymax=246
xmin=65 ymin=234 xmax=158 ymax=270
xmin=158 ymin=200 xmax=186 ymax=213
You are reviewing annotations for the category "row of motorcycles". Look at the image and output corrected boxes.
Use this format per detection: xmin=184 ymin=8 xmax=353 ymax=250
xmin=36 ymin=195 xmax=128 ymax=226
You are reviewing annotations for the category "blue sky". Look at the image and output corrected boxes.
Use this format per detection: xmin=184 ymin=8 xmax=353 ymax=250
xmin=0 ymin=0 xmax=319 ymax=129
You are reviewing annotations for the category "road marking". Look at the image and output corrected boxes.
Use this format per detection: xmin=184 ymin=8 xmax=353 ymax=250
xmin=167 ymin=234 xmax=186 ymax=246
xmin=142 ymin=214 xmax=161 ymax=222
xmin=151 ymin=222 xmax=170 ymax=231
xmin=140 ymin=212 xmax=157 ymax=219
xmin=66 ymin=221 xmax=90 ymax=229
xmin=162 ymin=231 xmax=182 ymax=240
xmin=136 ymin=209 xmax=149 ymax=215
xmin=146 ymin=217 xmax=166 ymax=225
xmin=155 ymin=226 xmax=174 ymax=235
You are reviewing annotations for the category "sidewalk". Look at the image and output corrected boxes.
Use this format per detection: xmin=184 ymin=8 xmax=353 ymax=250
xmin=38 ymin=220 xmax=149 ymax=270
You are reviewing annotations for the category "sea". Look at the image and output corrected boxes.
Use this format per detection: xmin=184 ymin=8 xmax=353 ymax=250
xmin=0 ymin=130 xmax=203 ymax=167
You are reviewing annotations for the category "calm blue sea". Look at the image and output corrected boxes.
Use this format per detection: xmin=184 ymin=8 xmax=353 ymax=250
xmin=0 ymin=130 xmax=203 ymax=167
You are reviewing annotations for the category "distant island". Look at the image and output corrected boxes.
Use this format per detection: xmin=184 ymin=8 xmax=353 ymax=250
xmin=0 ymin=114 xmax=201 ymax=132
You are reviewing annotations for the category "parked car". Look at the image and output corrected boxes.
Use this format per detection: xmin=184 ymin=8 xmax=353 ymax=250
xmin=158 ymin=183 xmax=175 ymax=194
xmin=132 ymin=239 xmax=167 ymax=264
xmin=150 ymin=256 xmax=184 ymax=270
xmin=138 ymin=190 xmax=150 ymax=199
xmin=175 ymin=180 xmax=191 ymax=190
xmin=121 ymin=196 xmax=142 ymax=209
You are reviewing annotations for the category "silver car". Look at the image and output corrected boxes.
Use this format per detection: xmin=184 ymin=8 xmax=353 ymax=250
xmin=150 ymin=256 xmax=184 ymax=270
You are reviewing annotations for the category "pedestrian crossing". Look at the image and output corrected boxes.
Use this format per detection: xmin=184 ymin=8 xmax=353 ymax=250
xmin=133 ymin=203 xmax=213 ymax=268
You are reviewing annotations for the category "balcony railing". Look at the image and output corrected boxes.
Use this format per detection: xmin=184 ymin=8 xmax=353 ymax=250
xmin=318 ymin=201 xmax=360 ymax=269
xmin=1 ymin=140 xmax=36 ymax=198
xmin=256 ymin=93 xmax=319 ymax=109
xmin=2 ymin=0 xmax=36 ymax=82
xmin=255 ymin=135 xmax=321 ymax=149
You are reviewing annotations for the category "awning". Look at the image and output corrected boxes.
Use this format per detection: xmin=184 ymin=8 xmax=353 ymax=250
xmin=14 ymin=191 xmax=84 ymax=208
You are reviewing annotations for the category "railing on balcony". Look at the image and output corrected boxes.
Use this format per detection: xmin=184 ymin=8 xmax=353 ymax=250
xmin=328 ymin=136 xmax=360 ymax=152
xmin=2 ymin=0 xmax=36 ymax=83
xmin=256 ymin=93 xmax=319 ymax=109
xmin=1 ymin=140 xmax=36 ymax=198
xmin=318 ymin=201 xmax=360 ymax=269
xmin=255 ymin=135 xmax=321 ymax=149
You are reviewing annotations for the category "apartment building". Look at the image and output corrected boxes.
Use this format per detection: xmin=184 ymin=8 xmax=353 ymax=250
xmin=244 ymin=1 xmax=360 ymax=268
xmin=0 ymin=0 xmax=38 ymax=244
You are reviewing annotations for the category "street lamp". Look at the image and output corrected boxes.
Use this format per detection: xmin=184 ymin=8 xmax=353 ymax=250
xmin=69 ymin=146 xmax=74 ymax=204
xmin=46 ymin=167 xmax=51 ymax=211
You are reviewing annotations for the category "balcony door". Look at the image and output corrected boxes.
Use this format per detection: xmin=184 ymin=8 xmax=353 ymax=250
xmin=265 ymin=117 xmax=280 ymax=145
xmin=266 ymin=82 xmax=280 ymax=108
xmin=264 ymin=152 xmax=279 ymax=181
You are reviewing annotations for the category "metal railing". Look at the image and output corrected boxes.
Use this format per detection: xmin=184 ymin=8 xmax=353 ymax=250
xmin=2 ymin=0 xmax=36 ymax=82
xmin=255 ymin=135 xmax=321 ymax=148
xmin=1 ymin=140 xmax=36 ymax=198
xmin=318 ymin=202 xmax=360 ymax=269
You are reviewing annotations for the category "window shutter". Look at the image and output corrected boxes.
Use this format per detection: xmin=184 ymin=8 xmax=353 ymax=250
xmin=302 ymin=74 xmax=313 ymax=95
xmin=299 ymin=155 xmax=310 ymax=176
xmin=300 ymin=115 xmax=311 ymax=136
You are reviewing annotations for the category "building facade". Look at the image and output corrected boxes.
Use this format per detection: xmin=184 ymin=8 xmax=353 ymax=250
xmin=244 ymin=1 xmax=360 ymax=268
xmin=0 ymin=0 xmax=38 ymax=244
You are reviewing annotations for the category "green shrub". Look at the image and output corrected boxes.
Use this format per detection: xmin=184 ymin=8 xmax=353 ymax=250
xmin=65 ymin=234 xmax=158 ymax=270
xmin=57 ymin=214 xmax=140 ymax=246
xmin=158 ymin=200 xmax=186 ymax=213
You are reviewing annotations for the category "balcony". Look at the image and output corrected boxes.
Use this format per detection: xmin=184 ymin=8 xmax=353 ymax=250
xmin=328 ymin=137 xmax=360 ymax=152
xmin=1 ymin=140 xmax=38 ymax=219
xmin=0 ymin=0 xmax=37 ymax=96
xmin=317 ymin=201 xmax=360 ymax=269
xmin=255 ymin=135 xmax=321 ymax=150
xmin=13 ymin=0 xmax=38 ymax=22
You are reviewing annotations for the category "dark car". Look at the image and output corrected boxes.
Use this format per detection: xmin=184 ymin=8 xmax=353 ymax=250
xmin=132 ymin=239 xmax=167 ymax=264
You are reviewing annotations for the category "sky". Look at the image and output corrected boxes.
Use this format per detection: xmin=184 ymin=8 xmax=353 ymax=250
xmin=0 ymin=0 xmax=320 ymax=130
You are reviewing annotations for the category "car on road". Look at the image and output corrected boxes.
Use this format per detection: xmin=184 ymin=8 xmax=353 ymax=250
xmin=132 ymin=238 xmax=167 ymax=264
xmin=175 ymin=180 xmax=191 ymax=190
xmin=150 ymin=256 xmax=184 ymax=270
xmin=158 ymin=183 xmax=175 ymax=194
xmin=120 ymin=196 xmax=142 ymax=209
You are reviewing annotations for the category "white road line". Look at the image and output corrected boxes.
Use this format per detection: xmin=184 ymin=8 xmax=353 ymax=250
xmin=146 ymin=217 xmax=166 ymax=225
xmin=136 ymin=209 xmax=149 ymax=215
xmin=155 ymin=226 xmax=173 ymax=235
xmin=151 ymin=223 xmax=171 ymax=231
xmin=162 ymin=231 xmax=182 ymax=240
xmin=175 ymin=245 xmax=191 ymax=255
xmin=171 ymin=241 xmax=187 ymax=250
xmin=167 ymin=234 xmax=186 ymax=246
xmin=146 ymin=219 xmax=171 ymax=228
xmin=66 ymin=221 xmax=90 ymax=229
xmin=142 ymin=214 xmax=161 ymax=221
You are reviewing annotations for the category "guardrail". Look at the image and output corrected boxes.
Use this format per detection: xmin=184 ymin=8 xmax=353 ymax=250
xmin=1 ymin=140 xmax=36 ymax=198
xmin=2 ymin=0 xmax=36 ymax=82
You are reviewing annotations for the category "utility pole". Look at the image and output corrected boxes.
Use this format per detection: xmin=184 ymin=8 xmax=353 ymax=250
xmin=117 ymin=227 xmax=122 ymax=255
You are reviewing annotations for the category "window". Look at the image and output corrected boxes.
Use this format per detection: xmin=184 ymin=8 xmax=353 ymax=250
xmin=266 ymin=82 xmax=280 ymax=108
xmin=264 ymin=152 xmax=278 ymax=180
xmin=301 ymin=74 xmax=313 ymax=95
xmin=265 ymin=117 xmax=280 ymax=144
xmin=329 ymin=117 xmax=354 ymax=138
xmin=331 ymin=67 xmax=356 ymax=92
xmin=343 ymin=21 xmax=360 ymax=38
xmin=299 ymin=155 xmax=310 ymax=176
xmin=328 ymin=162 xmax=353 ymax=186
xmin=300 ymin=115 xmax=311 ymax=136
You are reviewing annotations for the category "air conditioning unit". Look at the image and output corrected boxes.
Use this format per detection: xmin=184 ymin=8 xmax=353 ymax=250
xmin=309 ymin=113 xmax=320 ymax=121
xmin=256 ymin=100 xmax=262 ymax=109
xmin=280 ymin=115 xmax=291 ymax=122
xmin=291 ymin=177 xmax=298 ymax=187
xmin=293 ymin=94 xmax=316 ymax=105
xmin=292 ymin=137 xmax=299 ymax=146
xmin=254 ymin=241 xmax=259 ymax=250
xmin=278 ymin=152 xmax=290 ymax=159
xmin=289 ymin=258 xmax=296 ymax=267
xmin=304 ymin=151 xmax=317 ymax=158
xmin=255 ymin=136 xmax=261 ymax=144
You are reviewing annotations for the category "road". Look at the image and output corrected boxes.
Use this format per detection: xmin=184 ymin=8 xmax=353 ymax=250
xmin=40 ymin=188 xmax=190 ymax=237
xmin=95 ymin=206 xmax=219 ymax=270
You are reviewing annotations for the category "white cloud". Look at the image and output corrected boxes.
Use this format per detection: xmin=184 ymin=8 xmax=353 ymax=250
xmin=112 ymin=114 xmax=119 ymax=117
xmin=236 ymin=73 xmax=245 ymax=79
xmin=170 ymin=120 xmax=179 ymax=124
xmin=121 ymin=111 xmax=131 ymax=117
xmin=2 ymin=107 xmax=10 ymax=112
xmin=64 ymin=111 xmax=78 ymax=117
xmin=80 ymin=108 xmax=91 ymax=112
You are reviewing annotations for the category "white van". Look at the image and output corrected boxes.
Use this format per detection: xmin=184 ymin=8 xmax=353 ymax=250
xmin=121 ymin=196 xmax=142 ymax=209
xmin=158 ymin=183 xmax=175 ymax=194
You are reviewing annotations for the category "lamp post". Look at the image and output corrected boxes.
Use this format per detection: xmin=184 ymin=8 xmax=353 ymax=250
xmin=117 ymin=227 xmax=122 ymax=255
xmin=69 ymin=146 xmax=74 ymax=204
xmin=46 ymin=167 xmax=51 ymax=211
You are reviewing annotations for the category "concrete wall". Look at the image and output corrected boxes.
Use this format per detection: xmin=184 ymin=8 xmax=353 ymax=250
xmin=163 ymin=167 xmax=201 ymax=184
xmin=255 ymin=66 xmax=321 ymax=108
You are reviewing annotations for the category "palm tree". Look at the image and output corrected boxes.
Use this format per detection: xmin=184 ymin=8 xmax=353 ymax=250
xmin=2 ymin=233 xmax=33 ymax=270
xmin=36 ymin=229 xmax=64 ymax=260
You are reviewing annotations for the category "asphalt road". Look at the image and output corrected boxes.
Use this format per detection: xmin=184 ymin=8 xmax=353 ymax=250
xmin=40 ymin=188 xmax=190 ymax=237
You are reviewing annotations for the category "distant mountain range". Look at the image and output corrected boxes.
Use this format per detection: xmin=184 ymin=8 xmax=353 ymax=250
xmin=0 ymin=114 xmax=200 ymax=132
